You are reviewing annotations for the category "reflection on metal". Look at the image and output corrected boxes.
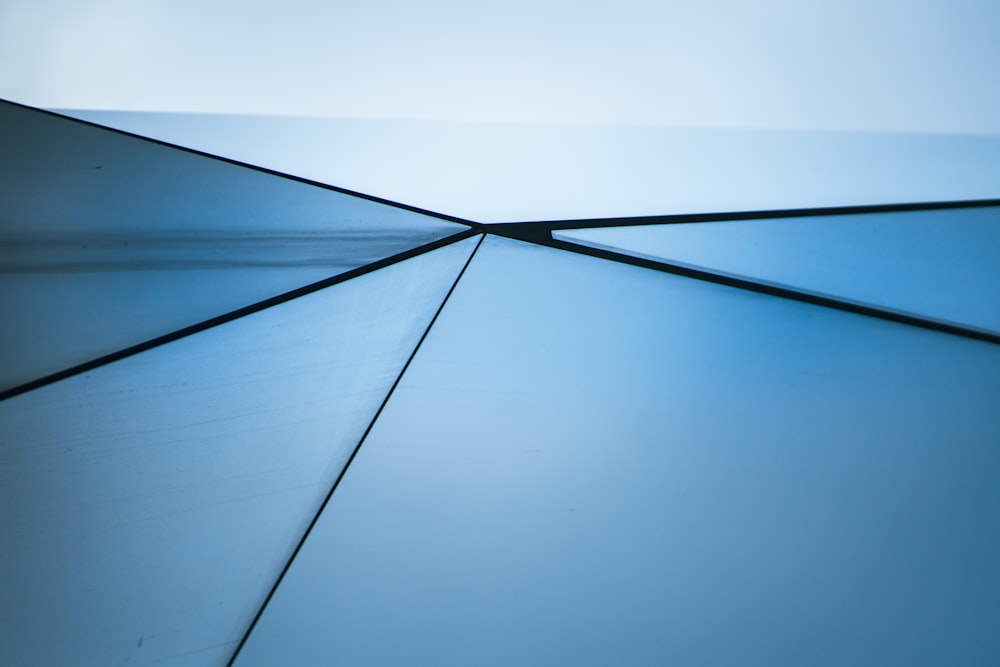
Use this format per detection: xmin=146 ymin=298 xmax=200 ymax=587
xmin=0 ymin=100 xmax=467 ymax=393
xmin=0 ymin=230 xmax=462 ymax=271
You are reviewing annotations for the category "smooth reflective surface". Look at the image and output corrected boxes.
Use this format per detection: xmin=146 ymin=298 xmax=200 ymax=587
xmin=63 ymin=109 xmax=1000 ymax=222
xmin=0 ymin=236 xmax=478 ymax=667
xmin=0 ymin=102 xmax=464 ymax=391
xmin=236 ymin=237 xmax=1000 ymax=666
xmin=556 ymin=207 xmax=1000 ymax=334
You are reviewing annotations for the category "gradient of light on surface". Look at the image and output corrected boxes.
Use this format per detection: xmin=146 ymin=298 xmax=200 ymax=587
xmin=3 ymin=0 xmax=1000 ymax=134
xmin=556 ymin=206 xmax=1000 ymax=334
xmin=58 ymin=110 xmax=1000 ymax=222
xmin=0 ymin=236 xmax=478 ymax=667
xmin=0 ymin=102 xmax=464 ymax=391
xmin=233 ymin=236 xmax=1000 ymax=666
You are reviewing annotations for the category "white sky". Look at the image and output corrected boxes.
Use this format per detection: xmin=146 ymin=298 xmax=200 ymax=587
xmin=3 ymin=0 xmax=1000 ymax=134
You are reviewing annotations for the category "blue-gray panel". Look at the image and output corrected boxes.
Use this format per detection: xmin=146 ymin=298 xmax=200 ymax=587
xmin=0 ymin=236 xmax=479 ymax=667
xmin=556 ymin=206 xmax=1000 ymax=334
xmin=235 ymin=236 xmax=1000 ymax=666
xmin=0 ymin=101 xmax=465 ymax=391
xmin=61 ymin=109 xmax=1000 ymax=223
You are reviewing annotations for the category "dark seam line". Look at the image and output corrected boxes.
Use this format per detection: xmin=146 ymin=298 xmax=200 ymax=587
xmin=1 ymin=98 xmax=475 ymax=226
xmin=504 ymin=197 xmax=1000 ymax=229
xmin=546 ymin=237 xmax=1000 ymax=346
xmin=224 ymin=233 xmax=485 ymax=667
xmin=484 ymin=224 xmax=1000 ymax=343
xmin=0 ymin=229 xmax=478 ymax=402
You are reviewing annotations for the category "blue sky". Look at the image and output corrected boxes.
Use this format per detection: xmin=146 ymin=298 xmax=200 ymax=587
xmin=3 ymin=0 xmax=1000 ymax=133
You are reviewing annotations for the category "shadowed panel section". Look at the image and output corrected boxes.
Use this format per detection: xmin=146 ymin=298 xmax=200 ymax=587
xmin=0 ymin=101 xmax=464 ymax=391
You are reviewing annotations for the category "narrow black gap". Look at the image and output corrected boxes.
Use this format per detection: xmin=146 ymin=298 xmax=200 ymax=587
xmin=2 ymin=98 xmax=476 ymax=227
xmin=509 ymin=197 xmax=1000 ymax=230
xmin=487 ymin=222 xmax=553 ymax=243
xmin=225 ymin=233 xmax=484 ymax=667
xmin=545 ymin=237 xmax=1000 ymax=346
xmin=0 ymin=229 xmax=479 ymax=402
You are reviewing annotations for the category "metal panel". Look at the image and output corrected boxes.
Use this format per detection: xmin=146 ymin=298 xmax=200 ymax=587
xmin=0 ymin=236 xmax=478 ymax=667
xmin=0 ymin=101 xmax=465 ymax=391
xmin=236 ymin=236 xmax=1000 ymax=666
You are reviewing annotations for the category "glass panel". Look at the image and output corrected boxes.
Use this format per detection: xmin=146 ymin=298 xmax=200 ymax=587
xmin=62 ymin=108 xmax=1000 ymax=223
xmin=235 ymin=236 xmax=1000 ymax=666
xmin=0 ymin=236 xmax=478 ymax=667
xmin=555 ymin=206 xmax=1000 ymax=334
xmin=0 ymin=101 xmax=465 ymax=392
